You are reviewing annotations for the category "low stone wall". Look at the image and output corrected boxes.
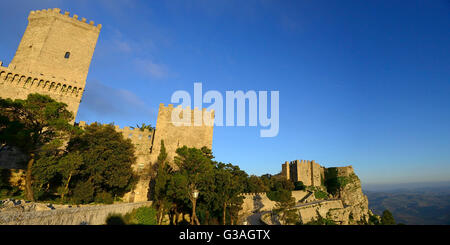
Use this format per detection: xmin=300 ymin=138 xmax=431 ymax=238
xmin=296 ymin=200 xmax=343 ymax=224
xmin=0 ymin=201 xmax=152 ymax=225
xmin=240 ymin=190 xmax=309 ymax=215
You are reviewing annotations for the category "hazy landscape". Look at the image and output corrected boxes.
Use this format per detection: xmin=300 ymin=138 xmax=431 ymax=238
xmin=364 ymin=182 xmax=450 ymax=225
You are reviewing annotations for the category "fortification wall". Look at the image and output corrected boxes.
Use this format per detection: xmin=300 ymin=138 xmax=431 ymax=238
xmin=285 ymin=160 xmax=323 ymax=187
xmin=296 ymin=200 xmax=344 ymax=224
xmin=281 ymin=161 xmax=290 ymax=180
xmin=0 ymin=201 xmax=151 ymax=225
xmin=151 ymin=103 xmax=214 ymax=166
xmin=239 ymin=190 xmax=309 ymax=215
xmin=0 ymin=65 xmax=84 ymax=118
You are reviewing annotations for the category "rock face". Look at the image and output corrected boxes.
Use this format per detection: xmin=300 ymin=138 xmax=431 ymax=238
xmin=322 ymin=166 xmax=370 ymax=224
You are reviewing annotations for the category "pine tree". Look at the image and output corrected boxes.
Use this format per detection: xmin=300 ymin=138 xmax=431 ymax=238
xmin=381 ymin=209 xmax=396 ymax=225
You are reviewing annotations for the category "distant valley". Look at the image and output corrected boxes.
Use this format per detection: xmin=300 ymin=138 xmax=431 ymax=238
xmin=364 ymin=182 xmax=450 ymax=225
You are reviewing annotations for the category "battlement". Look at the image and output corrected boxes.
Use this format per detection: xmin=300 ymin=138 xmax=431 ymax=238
xmin=28 ymin=8 xmax=102 ymax=31
xmin=240 ymin=192 xmax=268 ymax=198
xmin=282 ymin=159 xmax=325 ymax=187
xmin=0 ymin=66 xmax=83 ymax=98
xmin=158 ymin=103 xmax=215 ymax=116
xmin=77 ymin=121 xmax=154 ymax=143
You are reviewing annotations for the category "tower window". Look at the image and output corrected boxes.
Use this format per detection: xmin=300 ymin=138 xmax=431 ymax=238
xmin=64 ymin=52 xmax=70 ymax=59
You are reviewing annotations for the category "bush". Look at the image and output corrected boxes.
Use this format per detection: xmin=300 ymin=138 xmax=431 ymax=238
xmin=72 ymin=181 xmax=95 ymax=204
xmin=314 ymin=190 xmax=328 ymax=199
xmin=134 ymin=206 xmax=157 ymax=225
xmin=294 ymin=181 xmax=305 ymax=190
xmin=381 ymin=210 xmax=396 ymax=225
xmin=304 ymin=216 xmax=336 ymax=225
xmin=267 ymin=189 xmax=292 ymax=202
xmin=95 ymin=191 xmax=114 ymax=204
xmin=108 ymin=206 xmax=158 ymax=225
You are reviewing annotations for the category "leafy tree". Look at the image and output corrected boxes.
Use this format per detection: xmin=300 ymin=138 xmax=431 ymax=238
xmin=151 ymin=140 xmax=173 ymax=224
xmin=173 ymin=146 xmax=214 ymax=225
xmin=0 ymin=94 xmax=74 ymax=201
xmin=72 ymin=180 xmax=95 ymax=204
xmin=381 ymin=210 xmax=396 ymax=225
xmin=56 ymin=152 xmax=83 ymax=201
xmin=166 ymin=172 xmax=191 ymax=224
xmin=246 ymin=175 xmax=268 ymax=193
xmin=213 ymin=163 xmax=245 ymax=225
xmin=67 ymin=123 xmax=138 ymax=202
xmin=95 ymin=191 xmax=114 ymax=204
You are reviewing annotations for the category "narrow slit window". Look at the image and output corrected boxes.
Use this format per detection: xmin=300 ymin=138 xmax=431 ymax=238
xmin=64 ymin=52 xmax=70 ymax=59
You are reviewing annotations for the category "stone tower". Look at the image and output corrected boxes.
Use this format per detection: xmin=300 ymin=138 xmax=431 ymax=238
xmin=0 ymin=8 xmax=101 ymax=118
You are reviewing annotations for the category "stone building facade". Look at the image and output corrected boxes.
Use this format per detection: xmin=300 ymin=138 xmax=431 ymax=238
xmin=0 ymin=8 xmax=101 ymax=118
xmin=281 ymin=160 xmax=325 ymax=187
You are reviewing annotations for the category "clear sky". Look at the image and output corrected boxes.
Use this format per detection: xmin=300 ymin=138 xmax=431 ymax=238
xmin=1 ymin=0 xmax=449 ymax=185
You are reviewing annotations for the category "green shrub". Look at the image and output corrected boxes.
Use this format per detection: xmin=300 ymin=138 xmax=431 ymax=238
xmin=267 ymin=189 xmax=291 ymax=202
xmin=381 ymin=210 xmax=396 ymax=225
xmin=305 ymin=216 xmax=336 ymax=225
xmin=95 ymin=191 xmax=114 ymax=204
xmin=72 ymin=181 xmax=95 ymax=204
xmin=134 ymin=206 xmax=157 ymax=225
xmin=294 ymin=181 xmax=305 ymax=190
xmin=314 ymin=190 xmax=328 ymax=199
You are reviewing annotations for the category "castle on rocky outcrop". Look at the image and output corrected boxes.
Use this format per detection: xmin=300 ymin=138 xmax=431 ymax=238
xmin=237 ymin=161 xmax=370 ymax=224
xmin=0 ymin=9 xmax=214 ymax=203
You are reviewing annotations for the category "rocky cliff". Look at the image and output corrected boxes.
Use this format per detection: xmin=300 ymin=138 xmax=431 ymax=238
xmin=323 ymin=166 xmax=371 ymax=224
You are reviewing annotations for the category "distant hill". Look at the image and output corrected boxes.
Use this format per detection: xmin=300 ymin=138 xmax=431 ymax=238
xmin=364 ymin=184 xmax=450 ymax=225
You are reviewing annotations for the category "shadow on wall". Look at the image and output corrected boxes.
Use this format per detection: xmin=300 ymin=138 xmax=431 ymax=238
xmin=253 ymin=195 xmax=264 ymax=212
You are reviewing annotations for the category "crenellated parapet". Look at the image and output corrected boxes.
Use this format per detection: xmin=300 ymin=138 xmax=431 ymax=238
xmin=0 ymin=65 xmax=84 ymax=98
xmin=77 ymin=121 xmax=155 ymax=144
xmin=158 ymin=103 xmax=215 ymax=126
xmin=240 ymin=192 xmax=268 ymax=198
xmin=282 ymin=159 xmax=325 ymax=187
xmin=28 ymin=8 xmax=102 ymax=32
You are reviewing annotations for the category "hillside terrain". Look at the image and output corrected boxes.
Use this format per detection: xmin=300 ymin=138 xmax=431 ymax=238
xmin=366 ymin=186 xmax=450 ymax=225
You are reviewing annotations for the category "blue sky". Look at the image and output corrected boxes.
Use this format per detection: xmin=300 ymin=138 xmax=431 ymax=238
xmin=1 ymin=0 xmax=449 ymax=185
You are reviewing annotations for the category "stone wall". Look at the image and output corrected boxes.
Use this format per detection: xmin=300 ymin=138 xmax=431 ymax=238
xmin=282 ymin=159 xmax=324 ymax=186
xmin=0 ymin=65 xmax=85 ymax=120
xmin=0 ymin=201 xmax=152 ymax=225
xmin=151 ymin=103 xmax=214 ymax=167
xmin=239 ymin=190 xmax=309 ymax=215
xmin=296 ymin=200 xmax=344 ymax=224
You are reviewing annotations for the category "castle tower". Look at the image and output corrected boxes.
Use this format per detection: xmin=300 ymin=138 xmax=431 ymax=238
xmin=0 ymin=8 xmax=101 ymax=118
xmin=151 ymin=103 xmax=215 ymax=165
